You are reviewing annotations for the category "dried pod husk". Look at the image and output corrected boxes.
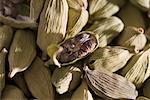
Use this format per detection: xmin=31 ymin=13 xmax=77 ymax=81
xmin=88 ymin=0 xmax=125 ymax=21
xmin=37 ymin=0 xmax=68 ymax=53
xmin=1 ymin=84 xmax=27 ymax=100
xmin=121 ymin=45 xmax=150 ymax=88
xmin=13 ymin=73 xmax=31 ymax=98
xmin=84 ymin=66 xmax=138 ymax=100
xmin=0 ymin=25 xmax=13 ymax=51
xmin=65 ymin=8 xmax=89 ymax=39
xmin=136 ymin=96 xmax=150 ymax=100
xmin=71 ymin=79 xmax=94 ymax=100
xmin=67 ymin=0 xmax=88 ymax=10
xmin=86 ymin=16 xmax=124 ymax=47
xmin=0 ymin=0 xmax=37 ymax=29
xmin=47 ymin=31 xmax=99 ymax=67
xmin=52 ymin=62 xmax=83 ymax=94
xmin=86 ymin=46 xmax=133 ymax=72
xmin=143 ymin=79 xmax=150 ymax=98
xmin=130 ymin=0 xmax=150 ymax=11
xmin=0 ymin=48 xmax=7 ymax=97
xmin=8 ymin=30 xmax=36 ymax=78
xmin=24 ymin=57 xmax=54 ymax=100
xmin=118 ymin=2 xmax=146 ymax=29
xmin=116 ymin=26 xmax=147 ymax=53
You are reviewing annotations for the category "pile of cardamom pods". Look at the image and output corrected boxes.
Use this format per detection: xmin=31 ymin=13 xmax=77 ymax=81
xmin=1 ymin=0 xmax=150 ymax=100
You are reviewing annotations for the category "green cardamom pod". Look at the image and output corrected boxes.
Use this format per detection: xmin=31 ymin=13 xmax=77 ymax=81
xmin=84 ymin=66 xmax=138 ymax=100
xmin=86 ymin=46 xmax=133 ymax=72
xmin=1 ymin=84 xmax=27 ymax=100
xmin=37 ymin=0 xmax=68 ymax=53
xmin=8 ymin=30 xmax=36 ymax=78
xmin=136 ymin=96 xmax=150 ymax=100
xmin=87 ymin=16 xmax=124 ymax=47
xmin=0 ymin=48 xmax=7 ymax=97
xmin=71 ymin=79 xmax=94 ymax=100
xmin=24 ymin=57 xmax=54 ymax=100
xmin=47 ymin=31 xmax=99 ymax=67
xmin=143 ymin=79 xmax=150 ymax=99
xmin=52 ymin=62 xmax=83 ymax=94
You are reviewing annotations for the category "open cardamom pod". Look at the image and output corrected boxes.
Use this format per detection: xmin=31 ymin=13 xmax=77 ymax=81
xmin=143 ymin=79 xmax=150 ymax=99
xmin=118 ymin=2 xmax=146 ymax=28
xmin=0 ymin=25 xmax=13 ymax=51
xmin=1 ymin=84 xmax=27 ymax=100
xmin=117 ymin=26 xmax=147 ymax=53
xmin=52 ymin=62 xmax=83 ymax=94
xmin=65 ymin=8 xmax=89 ymax=39
xmin=121 ymin=44 xmax=150 ymax=88
xmin=71 ymin=79 xmax=94 ymax=100
xmin=136 ymin=96 xmax=150 ymax=100
xmin=37 ymin=0 xmax=68 ymax=53
xmin=67 ymin=0 xmax=88 ymax=10
xmin=84 ymin=66 xmax=138 ymax=100
xmin=8 ymin=30 xmax=36 ymax=78
xmin=130 ymin=0 xmax=150 ymax=11
xmin=47 ymin=31 xmax=99 ymax=67
xmin=24 ymin=57 xmax=54 ymax=100
xmin=86 ymin=46 xmax=133 ymax=72
xmin=0 ymin=48 xmax=7 ymax=97
xmin=0 ymin=0 xmax=37 ymax=29
xmin=86 ymin=16 xmax=124 ymax=47
xmin=88 ymin=0 xmax=125 ymax=20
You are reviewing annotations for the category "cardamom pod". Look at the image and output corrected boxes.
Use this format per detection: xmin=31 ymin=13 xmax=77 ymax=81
xmin=0 ymin=48 xmax=7 ymax=97
xmin=88 ymin=0 xmax=125 ymax=20
xmin=71 ymin=79 xmax=94 ymax=100
xmin=84 ymin=66 xmax=138 ymax=100
xmin=130 ymin=0 xmax=150 ymax=11
xmin=143 ymin=79 xmax=150 ymax=99
xmin=86 ymin=16 xmax=124 ymax=47
xmin=121 ymin=45 xmax=150 ymax=88
xmin=136 ymin=96 xmax=150 ymax=100
xmin=13 ymin=73 xmax=31 ymax=98
xmin=67 ymin=0 xmax=88 ymax=10
xmin=37 ymin=0 xmax=68 ymax=53
xmin=86 ymin=46 xmax=133 ymax=72
xmin=0 ymin=0 xmax=37 ymax=29
xmin=117 ymin=26 xmax=147 ymax=53
xmin=65 ymin=8 xmax=89 ymax=39
xmin=8 ymin=30 xmax=36 ymax=78
xmin=47 ymin=31 xmax=99 ymax=67
xmin=52 ymin=62 xmax=82 ymax=94
xmin=0 ymin=25 xmax=13 ymax=51
xmin=1 ymin=84 xmax=27 ymax=100
xmin=118 ymin=2 xmax=146 ymax=28
xmin=24 ymin=57 xmax=54 ymax=100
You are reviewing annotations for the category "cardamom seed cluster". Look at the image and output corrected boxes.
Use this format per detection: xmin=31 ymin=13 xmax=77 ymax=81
xmin=0 ymin=0 xmax=150 ymax=100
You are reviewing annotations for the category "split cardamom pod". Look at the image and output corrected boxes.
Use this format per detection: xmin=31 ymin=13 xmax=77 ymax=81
xmin=117 ymin=26 xmax=147 ymax=53
xmin=121 ymin=44 xmax=150 ymax=88
xmin=87 ymin=16 xmax=124 ymax=47
xmin=67 ymin=0 xmax=88 ymax=10
xmin=47 ymin=31 xmax=99 ymax=67
xmin=88 ymin=0 xmax=125 ymax=21
xmin=84 ymin=66 xmax=138 ymax=99
xmin=24 ymin=57 xmax=54 ymax=100
xmin=0 ymin=0 xmax=37 ymax=29
xmin=52 ymin=62 xmax=82 ymax=94
xmin=37 ymin=0 xmax=68 ymax=53
xmin=0 ymin=48 xmax=7 ymax=97
xmin=8 ymin=30 xmax=36 ymax=78
xmin=143 ymin=79 xmax=150 ymax=99
xmin=130 ymin=0 xmax=150 ymax=11
xmin=0 ymin=25 xmax=13 ymax=51
xmin=65 ymin=7 xmax=89 ymax=39
xmin=71 ymin=79 xmax=94 ymax=100
xmin=86 ymin=46 xmax=133 ymax=72
xmin=1 ymin=84 xmax=27 ymax=100
xmin=118 ymin=2 xmax=146 ymax=28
